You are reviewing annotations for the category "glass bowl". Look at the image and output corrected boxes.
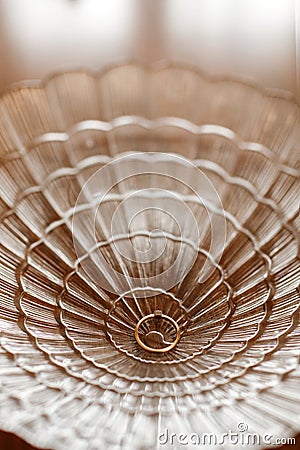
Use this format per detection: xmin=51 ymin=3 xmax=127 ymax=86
xmin=0 ymin=62 xmax=299 ymax=449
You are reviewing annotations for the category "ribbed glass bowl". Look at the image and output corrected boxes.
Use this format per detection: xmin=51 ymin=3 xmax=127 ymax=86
xmin=0 ymin=63 xmax=299 ymax=450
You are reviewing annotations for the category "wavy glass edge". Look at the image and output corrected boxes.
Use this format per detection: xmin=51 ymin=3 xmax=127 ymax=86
xmin=2 ymin=59 xmax=298 ymax=104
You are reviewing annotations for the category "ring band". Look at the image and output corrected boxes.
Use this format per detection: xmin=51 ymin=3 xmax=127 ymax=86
xmin=135 ymin=310 xmax=180 ymax=353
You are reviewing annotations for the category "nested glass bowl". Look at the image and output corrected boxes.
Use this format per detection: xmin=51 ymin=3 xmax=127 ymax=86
xmin=0 ymin=63 xmax=299 ymax=449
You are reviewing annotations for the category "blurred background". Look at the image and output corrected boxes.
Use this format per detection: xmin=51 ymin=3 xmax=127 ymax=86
xmin=0 ymin=0 xmax=299 ymax=448
xmin=0 ymin=0 xmax=299 ymax=99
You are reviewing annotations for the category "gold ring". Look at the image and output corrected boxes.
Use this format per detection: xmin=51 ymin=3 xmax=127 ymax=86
xmin=134 ymin=310 xmax=180 ymax=353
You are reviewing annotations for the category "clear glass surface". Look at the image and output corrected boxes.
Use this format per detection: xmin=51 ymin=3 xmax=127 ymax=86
xmin=0 ymin=63 xmax=299 ymax=449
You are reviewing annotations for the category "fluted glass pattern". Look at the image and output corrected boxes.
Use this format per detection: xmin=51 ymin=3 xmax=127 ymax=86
xmin=0 ymin=63 xmax=299 ymax=449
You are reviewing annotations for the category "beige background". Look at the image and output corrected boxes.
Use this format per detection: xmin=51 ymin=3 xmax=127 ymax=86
xmin=0 ymin=0 xmax=299 ymax=99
